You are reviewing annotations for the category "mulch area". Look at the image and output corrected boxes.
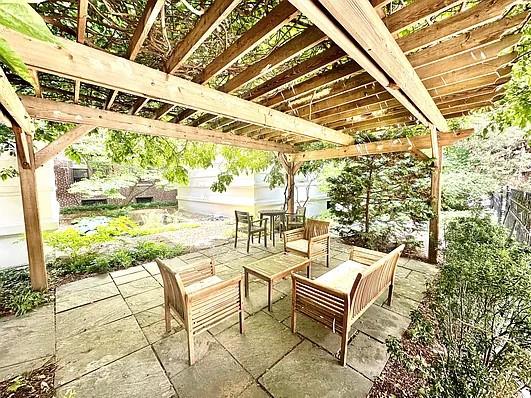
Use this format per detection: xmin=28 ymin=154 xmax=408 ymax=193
xmin=0 ymin=363 xmax=56 ymax=398
xmin=368 ymin=293 xmax=438 ymax=398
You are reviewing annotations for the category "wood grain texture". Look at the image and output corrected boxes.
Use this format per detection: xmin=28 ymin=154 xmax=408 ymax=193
xmin=21 ymin=96 xmax=297 ymax=153
xmin=3 ymin=27 xmax=353 ymax=145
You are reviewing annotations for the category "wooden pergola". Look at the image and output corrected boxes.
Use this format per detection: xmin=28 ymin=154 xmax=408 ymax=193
xmin=0 ymin=0 xmax=527 ymax=290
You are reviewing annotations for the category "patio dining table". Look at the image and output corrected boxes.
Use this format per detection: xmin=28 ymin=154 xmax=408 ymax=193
xmin=258 ymin=209 xmax=286 ymax=246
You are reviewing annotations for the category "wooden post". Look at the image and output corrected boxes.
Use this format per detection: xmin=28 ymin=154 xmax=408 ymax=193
xmin=428 ymin=145 xmax=442 ymax=264
xmin=13 ymin=123 xmax=48 ymax=291
xmin=278 ymin=153 xmax=301 ymax=212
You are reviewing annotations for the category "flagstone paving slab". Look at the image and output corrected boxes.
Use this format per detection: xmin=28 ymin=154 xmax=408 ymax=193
xmin=56 ymin=347 xmax=175 ymax=398
xmin=110 ymin=265 xmax=145 ymax=278
xmin=113 ymin=269 xmax=151 ymax=285
xmin=152 ymin=329 xmax=215 ymax=378
xmin=143 ymin=261 xmax=160 ymax=275
xmin=117 ymin=276 xmax=160 ymax=298
xmin=55 ymin=315 xmax=148 ymax=386
xmin=376 ymin=292 xmax=419 ymax=318
xmin=401 ymin=259 xmax=439 ymax=275
xmin=244 ymin=281 xmax=285 ymax=314
xmin=353 ymin=305 xmax=410 ymax=344
xmin=142 ymin=319 xmax=180 ymax=344
xmin=134 ymin=305 xmax=169 ymax=328
xmin=346 ymin=332 xmax=389 ymax=380
xmin=239 ymin=383 xmax=271 ymax=398
xmin=217 ymin=311 xmax=301 ymax=378
xmin=56 ymin=295 xmax=131 ymax=340
xmin=124 ymin=287 xmax=164 ymax=314
xmin=283 ymin=313 xmax=344 ymax=355
xmin=171 ymin=340 xmax=253 ymax=398
xmin=259 ymin=340 xmax=372 ymax=398
xmin=0 ymin=305 xmax=54 ymax=382
xmin=268 ymin=296 xmax=292 ymax=323
xmin=56 ymin=280 xmax=119 ymax=313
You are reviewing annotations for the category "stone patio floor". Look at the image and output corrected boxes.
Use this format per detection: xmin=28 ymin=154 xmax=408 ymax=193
xmin=0 ymin=238 xmax=438 ymax=398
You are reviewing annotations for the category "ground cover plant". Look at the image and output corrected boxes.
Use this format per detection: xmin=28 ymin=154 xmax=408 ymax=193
xmin=370 ymin=215 xmax=531 ymax=397
xmin=0 ymin=240 xmax=184 ymax=316
xmin=60 ymin=200 xmax=178 ymax=216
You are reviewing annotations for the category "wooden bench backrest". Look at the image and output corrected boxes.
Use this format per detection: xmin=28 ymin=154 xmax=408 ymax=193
xmin=349 ymin=244 xmax=405 ymax=317
xmin=156 ymin=258 xmax=187 ymax=320
xmin=304 ymin=219 xmax=330 ymax=240
xmin=156 ymin=258 xmax=216 ymax=321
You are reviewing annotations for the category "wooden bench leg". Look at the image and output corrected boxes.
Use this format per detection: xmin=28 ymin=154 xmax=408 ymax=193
xmin=187 ymin=331 xmax=195 ymax=365
xmin=164 ymin=302 xmax=171 ymax=332
xmin=268 ymin=281 xmax=273 ymax=311
xmin=339 ymin=329 xmax=349 ymax=367
xmin=386 ymin=284 xmax=393 ymax=306
xmin=244 ymin=270 xmax=249 ymax=298
xmin=239 ymin=281 xmax=245 ymax=334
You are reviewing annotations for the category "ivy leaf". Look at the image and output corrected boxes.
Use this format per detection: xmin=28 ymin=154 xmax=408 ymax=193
xmin=0 ymin=36 xmax=33 ymax=84
xmin=0 ymin=0 xmax=57 ymax=43
xmin=0 ymin=0 xmax=57 ymax=86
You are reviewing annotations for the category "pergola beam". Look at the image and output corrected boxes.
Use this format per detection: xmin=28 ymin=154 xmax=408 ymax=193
xmin=165 ymin=0 xmax=242 ymax=74
xmin=0 ymin=69 xmax=33 ymax=166
xmin=262 ymin=0 xmax=522 ymax=111
xmin=34 ymin=124 xmax=95 ymax=168
xmin=172 ymin=0 xmax=301 ymax=122
xmin=3 ymin=27 xmax=353 ymax=145
xmin=286 ymin=130 xmax=473 ymax=162
xmin=106 ymin=0 xmax=165 ymax=109
xmin=21 ymin=96 xmax=297 ymax=153
xmin=289 ymin=0 xmax=448 ymax=131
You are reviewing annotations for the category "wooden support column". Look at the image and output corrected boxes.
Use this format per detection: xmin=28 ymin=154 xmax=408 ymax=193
xmin=428 ymin=125 xmax=442 ymax=264
xmin=13 ymin=123 xmax=48 ymax=290
xmin=278 ymin=153 xmax=302 ymax=213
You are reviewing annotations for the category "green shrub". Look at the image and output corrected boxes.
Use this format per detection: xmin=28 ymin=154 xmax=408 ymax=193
xmin=60 ymin=201 xmax=178 ymax=215
xmin=0 ymin=269 xmax=50 ymax=316
xmin=50 ymin=241 xmax=185 ymax=277
xmin=388 ymin=215 xmax=531 ymax=398
xmin=44 ymin=216 xmax=181 ymax=254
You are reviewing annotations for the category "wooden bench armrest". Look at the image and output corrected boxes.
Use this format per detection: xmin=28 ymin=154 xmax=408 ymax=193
xmin=309 ymin=233 xmax=329 ymax=244
xmin=292 ymin=273 xmax=349 ymax=334
xmin=284 ymin=227 xmax=305 ymax=242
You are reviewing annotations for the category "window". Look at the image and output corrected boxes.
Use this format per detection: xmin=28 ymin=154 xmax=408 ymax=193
xmin=72 ymin=168 xmax=89 ymax=183
xmin=81 ymin=199 xmax=108 ymax=206
xmin=136 ymin=197 xmax=153 ymax=204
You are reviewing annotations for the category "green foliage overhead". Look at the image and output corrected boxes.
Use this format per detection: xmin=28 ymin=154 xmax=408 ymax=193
xmin=0 ymin=0 xmax=56 ymax=85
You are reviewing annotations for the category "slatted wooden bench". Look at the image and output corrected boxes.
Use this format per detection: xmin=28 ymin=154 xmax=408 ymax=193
xmin=290 ymin=244 xmax=405 ymax=366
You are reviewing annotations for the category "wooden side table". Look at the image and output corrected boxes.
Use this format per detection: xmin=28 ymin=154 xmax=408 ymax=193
xmin=243 ymin=252 xmax=311 ymax=311
xmin=258 ymin=209 xmax=286 ymax=246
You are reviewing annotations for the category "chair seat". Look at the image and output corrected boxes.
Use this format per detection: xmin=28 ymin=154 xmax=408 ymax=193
xmin=315 ymin=260 xmax=368 ymax=294
xmin=185 ymin=275 xmax=223 ymax=294
xmin=285 ymin=239 xmax=309 ymax=253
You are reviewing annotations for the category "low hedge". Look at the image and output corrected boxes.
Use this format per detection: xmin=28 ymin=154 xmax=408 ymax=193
xmin=60 ymin=201 xmax=178 ymax=215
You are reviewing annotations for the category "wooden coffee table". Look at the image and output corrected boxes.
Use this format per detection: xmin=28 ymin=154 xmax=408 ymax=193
xmin=243 ymin=252 xmax=311 ymax=311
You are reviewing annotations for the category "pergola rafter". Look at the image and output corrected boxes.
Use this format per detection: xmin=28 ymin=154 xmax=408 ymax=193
xmin=0 ymin=0 xmax=526 ymax=289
